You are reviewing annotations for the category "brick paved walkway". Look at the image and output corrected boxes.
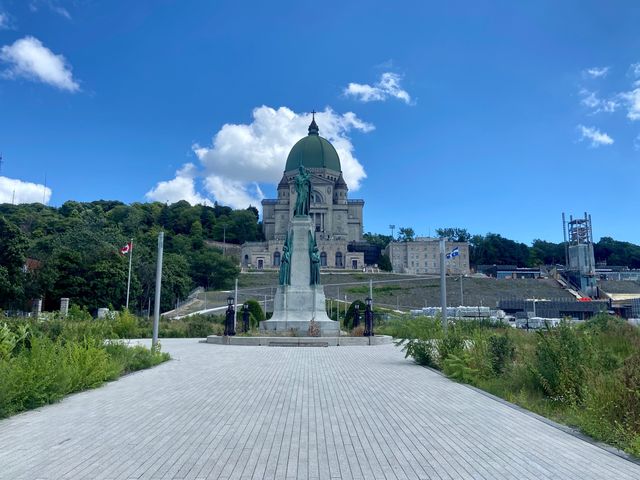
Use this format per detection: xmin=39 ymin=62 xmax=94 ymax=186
xmin=0 ymin=339 xmax=638 ymax=479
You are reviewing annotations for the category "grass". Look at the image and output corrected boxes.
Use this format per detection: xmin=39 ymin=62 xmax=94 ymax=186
xmin=0 ymin=313 xmax=170 ymax=419
xmin=387 ymin=314 xmax=640 ymax=457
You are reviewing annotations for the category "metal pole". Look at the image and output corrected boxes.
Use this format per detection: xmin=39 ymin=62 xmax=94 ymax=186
xmin=344 ymin=294 xmax=347 ymax=319
xmin=369 ymin=279 xmax=373 ymax=303
xmin=234 ymin=278 xmax=238 ymax=331
xmin=337 ymin=286 xmax=340 ymax=321
xmin=440 ymin=238 xmax=447 ymax=332
xmin=125 ymin=238 xmax=133 ymax=310
xmin=152 ymin=231 xmax=164 ymax=350
xmin=460 ymin=274 xmax=463 ymax=306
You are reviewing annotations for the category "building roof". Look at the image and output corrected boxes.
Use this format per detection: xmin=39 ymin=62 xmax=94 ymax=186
xmin=284 ymin=118 xmax=341 ymax=173
xmin=335 ymin=173 xmax=347 ymax=189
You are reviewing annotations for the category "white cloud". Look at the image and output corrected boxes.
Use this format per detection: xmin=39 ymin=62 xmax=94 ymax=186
xmin=0 ymin=176 xmax=51 ymax=204
xmin=579 ymin=89 xmax=618 ymax=113
xmin=190 ymin=105 xmax=372 ymax=209
xmin=577 ymin=125 xmax=614 ymax=147
xmin=29 ymin=1 xmax=71 ymax=19
xmin=0 ymin=36 xmax=79 ymax=92
xmin=619 ymin=88 xmax=640 ymax=120
xmin=584 ymin=66 xmax=609 ymax=78
xmin=204 ymin=176 xmax=264 ymax=210
xmin=145 ymin=163 xmax=212 ymax=206
xmin=344 ymin=72 xmax=412 ymax=104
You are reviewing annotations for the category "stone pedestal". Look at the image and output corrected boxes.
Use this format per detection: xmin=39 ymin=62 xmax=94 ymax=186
xmin=260 ymin=216 xmax=339 ymax=336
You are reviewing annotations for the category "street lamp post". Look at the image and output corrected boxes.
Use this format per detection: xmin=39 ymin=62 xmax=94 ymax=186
xmin=224 ymin=296 xmax=236 ymax=336
xmin=364 ymin=297 xmax=374 ymax=337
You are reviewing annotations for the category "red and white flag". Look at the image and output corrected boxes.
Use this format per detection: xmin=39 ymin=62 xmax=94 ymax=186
xmin=120 ymin=242 xmax=133 ymax=255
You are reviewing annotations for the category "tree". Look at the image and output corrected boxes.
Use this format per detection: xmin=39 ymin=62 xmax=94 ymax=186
xmin=363 ymin=232 xmax=392 ymax=249
xmin=470 ymin=233 xmax=529 ymax=267
xmin=529 ymin=240 xmax=565 ymax=266
xmin=398 ymin=227 xmax=415 ymax=242
xmin=436 ymin=227 xmax=471 ymax=243
xmin=378 ymin=254 xmax=392 ymax=272
xmin=344 ymin=300 xmax=367 ymax=330
xmin=189 ymin=249 xmax=239 ymax=289
xmin=0 ymin=216 xmax=28 ymax=308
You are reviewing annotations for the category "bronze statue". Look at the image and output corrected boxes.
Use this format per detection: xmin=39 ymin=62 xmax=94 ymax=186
xmin=279 ymin=233 xmax=292 ymax=286
xmin=294 ymin=165 xmax=311 ymax=216
xmin=309 ymin=231 xmax=321 ymax=285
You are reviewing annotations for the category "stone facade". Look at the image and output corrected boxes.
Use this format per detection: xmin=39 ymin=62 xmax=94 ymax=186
xmin=241 ymin=119 xmax=365 ymax=270
xmin=384 ymin=238 xmax=471 ymax=275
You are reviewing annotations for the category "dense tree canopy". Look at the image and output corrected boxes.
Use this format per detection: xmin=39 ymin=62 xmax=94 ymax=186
xmin=0 ymin=201 xmax=261 ymax=313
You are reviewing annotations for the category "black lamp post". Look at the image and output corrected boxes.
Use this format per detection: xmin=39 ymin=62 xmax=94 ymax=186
xmin=353 ymin=303 xmax=360 ymax=329
xmin=224 ymin=296 xmax=236 ymax=336
xmin=242 ymin=303 xmax=250 ymax=333
xmin=364 ymin=297 xmax=374 ymax=337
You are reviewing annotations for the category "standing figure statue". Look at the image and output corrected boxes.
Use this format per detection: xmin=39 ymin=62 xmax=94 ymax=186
xmin=279 ymin=233 xmax=292 ymax=286
xmin=294 ymin=165 xmax=311 ymax=216
xmin=309 ymin=231 xmax=321 ymax=285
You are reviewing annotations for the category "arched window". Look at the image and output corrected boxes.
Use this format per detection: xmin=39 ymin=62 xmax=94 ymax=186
xmin=273 ymin=251 xmax=281 ymax=267
xmin=311 ymin=190 xmax=324 ymax=204
xmin=320 ymin=251 xmax=327 ymax=267
xmin=335 ymin=251 xmax=343 ymax=268
xmin=243 ymin=254 xmax=249 ymax=266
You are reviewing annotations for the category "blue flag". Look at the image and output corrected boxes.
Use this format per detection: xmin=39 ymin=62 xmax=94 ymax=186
xmin=446 ymin=247 xmax=459 ymax=259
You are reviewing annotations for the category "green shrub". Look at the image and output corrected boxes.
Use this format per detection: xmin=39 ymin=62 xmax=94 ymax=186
xmin=438 ymin=324 xmax=465 ymax=364
xmin=0 ymin=316 xmax=170 ymax=419
xmin=113 ymin=310 xmax=140 ymax=339
xmin=104 ymin=343 xmax=170 ymax=374
xmin=488 ymin=333 xmax=516 ymax=375
xmin=66 ymin=305 xmax=93 ymax=322
xmin=465 ymin=329 xmax=493 ymax=379
xmin=397 ymin=338 xmax=438 ymax=368
xmin=531 ymin=321 xmax=589 ymax=404
xmin=443 ymin=353 xmax=477 ymax=382
xmin=245 ymin=300 xmax=265 ymax=323
xmin=186 ymin=316 xmax=216 ymax=337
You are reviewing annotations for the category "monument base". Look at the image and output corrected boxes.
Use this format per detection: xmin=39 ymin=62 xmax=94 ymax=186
xmin=260 ymin=284 xmax=339 ymax=336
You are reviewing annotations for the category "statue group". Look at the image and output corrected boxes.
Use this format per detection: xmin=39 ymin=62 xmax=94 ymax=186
xmin=258 ymin=121 xmax=338 ymax=335
xmin=278 ymin=166 xmax=321 ymax=287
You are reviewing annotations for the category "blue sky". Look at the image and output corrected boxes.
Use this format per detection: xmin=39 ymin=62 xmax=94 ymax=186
xmin=1 ymin=0 xmax=639 ymax=244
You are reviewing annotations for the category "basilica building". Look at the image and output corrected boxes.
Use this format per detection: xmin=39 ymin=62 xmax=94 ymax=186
xmin=241 ymin=117 xmax=365 ymax=270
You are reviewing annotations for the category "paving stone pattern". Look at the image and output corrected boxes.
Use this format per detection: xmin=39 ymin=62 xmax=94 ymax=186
xmin=1 ymin=339 xmax=639 ymax=479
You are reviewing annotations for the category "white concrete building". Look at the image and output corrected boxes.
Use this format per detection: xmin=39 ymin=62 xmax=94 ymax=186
xmin=384 ymin=237 xmax=471 ymax=275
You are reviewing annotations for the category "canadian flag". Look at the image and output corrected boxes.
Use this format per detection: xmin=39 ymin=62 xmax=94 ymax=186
xmin=120 ymin=242 xmax=133 ymax=255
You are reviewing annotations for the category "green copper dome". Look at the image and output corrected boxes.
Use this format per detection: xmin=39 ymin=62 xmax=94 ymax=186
xmin=284 ymin=117 xmax=341 ymax=172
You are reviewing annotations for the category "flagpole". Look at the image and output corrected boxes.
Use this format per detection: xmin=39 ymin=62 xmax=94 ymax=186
xmin=125 ymin=239 xmax=133 ymax=310
xmin=440 ymin=238 xmax=447 ymax=333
